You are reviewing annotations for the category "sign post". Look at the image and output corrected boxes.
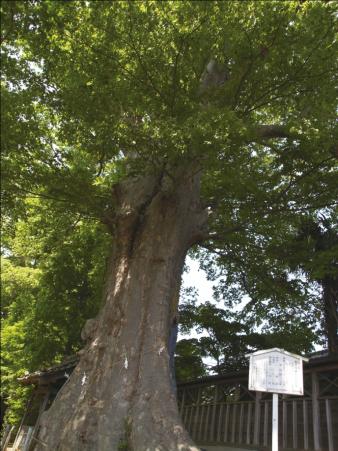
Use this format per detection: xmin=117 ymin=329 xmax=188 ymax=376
xmin=246 ymin=348 xmax=308 ymax=451
xmin=272 ymin=393 xmax=278 ymax=451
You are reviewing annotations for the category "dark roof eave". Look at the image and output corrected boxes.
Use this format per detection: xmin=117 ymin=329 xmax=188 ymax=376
xmin=18 ymin=354 xmax=338 ymax=387
xmin=19 ymin=357 xmax=79 ymax=385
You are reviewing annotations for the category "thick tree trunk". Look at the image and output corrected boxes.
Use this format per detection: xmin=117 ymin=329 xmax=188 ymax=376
xmin=36 ymin=166 xmax=207 ymax=450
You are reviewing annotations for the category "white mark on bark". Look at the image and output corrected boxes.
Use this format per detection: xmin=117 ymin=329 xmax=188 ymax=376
xmin=91 ymin=337 xmax=99 ymax=348
xmin=158 ymin=346 xmax=165 ymax=355
xmin=81 ymin=373 xmax=87 ymax=386
xmin=78 ymin=372 xmax=88 ymax=402
xmin=113 ymin=257 xmax=128 ymax=296
xmin=124 ymin=356 xmax=128 ymax=369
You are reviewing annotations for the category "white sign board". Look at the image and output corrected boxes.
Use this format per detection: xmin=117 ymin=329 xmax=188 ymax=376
xmin=248 ymin=348 xmax=308 ymax=395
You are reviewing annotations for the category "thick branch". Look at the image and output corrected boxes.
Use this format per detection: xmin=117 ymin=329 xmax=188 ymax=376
xmin=254 ymin=125 xmax=292 ymax=140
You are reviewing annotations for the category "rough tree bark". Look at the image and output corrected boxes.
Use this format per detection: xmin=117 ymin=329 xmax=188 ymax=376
xmin=35 ymin=165 xmax=207 ymax=451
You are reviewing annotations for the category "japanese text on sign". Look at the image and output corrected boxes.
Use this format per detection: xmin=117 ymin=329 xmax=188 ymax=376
xmin=248 ymin=350 xmax=305 ymax=395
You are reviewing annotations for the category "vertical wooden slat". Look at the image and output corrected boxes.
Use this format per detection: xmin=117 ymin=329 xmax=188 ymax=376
xmin=283 ymin=397 xmax=288 ymax=449
xmin=263 ymin=400 xmax=269 ymax=447
xmin=293 ymin=400 xmax=298 ymax=449
xmin=239 ymin=403 xmax=244 ymax=444
xmin=223 ymin=404 xmax=230 ymax=443
xmin=1 ymin=425 xmax=15 ymax=451
xmin=210 ymin=386 xmax=218 ymax=442
xmin=183 ymin=405 xmax=189 ymax=429
xmin=13 ymin=427 xmax=26 ymax=450
xmin=303 ymin=399 xmax=309 ymax=450
xmin=325 ymin=399 xmax=334 ymax=451
xmin=29 ymin=391 xmax=50 ymax=450
xmin=179 ymin=389 xmax=186 ymax=416
xmin=11 ymin=392 xmax=35 ymax=450
xmin=182 ymin=406 xmax=187 ymax=427
xmin=184 ymin=405 xmax=189 ymax=432
xmin=312 ymin=372 xmax=321 ymax=451
xmin=203 ymin=404 xmax=211 ymax=442
xmin=0 ymin=424 xmax=10 ymax=448
xmin=188 ymin=402 xmax=194 ymax=437
xmin=192 ymin=388 xmax=202 ymax=440
xmin=217 ymin=402 xmax=224 ymax=442
xmin=188 ymin=405 xmax=194 ymax=435
xmin=246 ymin=402 xmax=252 ymax=445
xmin=198 ymin=404 xmax=205 ymax=442
xmin=22 ymin=426 xmax=34 ymax=451
xmin=231 ymin=403 xmax=237 ymax=443
xmin=253 ymin=392 xmax=261 ymax=445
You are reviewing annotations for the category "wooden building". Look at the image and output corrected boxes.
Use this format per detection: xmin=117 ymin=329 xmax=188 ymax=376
xmin=0 ymin=356 xmax=78 ymax=451
xmin=1 ymin=354 xmax=337 ymax=451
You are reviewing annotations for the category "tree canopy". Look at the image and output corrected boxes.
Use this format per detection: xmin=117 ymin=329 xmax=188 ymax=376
xmin=1 ymin=1 xmax=337 ymax=447
xmin=2 ymin=1 xmax=337 ymax=221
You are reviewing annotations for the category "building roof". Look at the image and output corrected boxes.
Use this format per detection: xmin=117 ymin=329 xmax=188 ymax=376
xmin=18 ymin=351 xmax=337 ymax=388
xmin=19 ymin=356 xmax=79 ymax=386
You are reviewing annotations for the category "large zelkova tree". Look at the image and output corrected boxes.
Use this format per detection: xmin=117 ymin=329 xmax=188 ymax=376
xmin=1 ymin=1 xmax=337 ymax=450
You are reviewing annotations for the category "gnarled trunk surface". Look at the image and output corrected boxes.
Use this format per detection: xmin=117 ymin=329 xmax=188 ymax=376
xmin=36 ymin=167 xmax=207 ymax=450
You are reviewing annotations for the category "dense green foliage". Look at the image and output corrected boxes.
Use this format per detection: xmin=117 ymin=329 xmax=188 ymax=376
xmin=1 ymin=0 xmax=337 ymax=426
xmin=1 ymin=204 xmax=109 ymax=423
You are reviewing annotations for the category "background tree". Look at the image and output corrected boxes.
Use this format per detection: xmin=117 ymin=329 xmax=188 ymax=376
xmin=286 ymin=216 xmax=338 ymax=354
xmin=199 ymin=213 xmax=336 ymax=359
xmin=1 ymin=200 xmax=109 ymax=424
xmin=176 ymin=297 xmax=317 ymax=380
xmin=175 ymin=339 xmax=207 ymax=382
xmin=1 ymin=1 xmax=337 ymax=450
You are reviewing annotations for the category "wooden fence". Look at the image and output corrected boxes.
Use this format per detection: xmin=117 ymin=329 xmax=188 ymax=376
xmin=177 ymin=356 xmax=338 ymax=450
xmin=2 ymin=354 xmax=337 ymax=450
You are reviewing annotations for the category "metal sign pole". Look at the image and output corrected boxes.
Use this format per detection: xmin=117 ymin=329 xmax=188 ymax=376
xmin=272 ymin=393 xmax=278 ymax=451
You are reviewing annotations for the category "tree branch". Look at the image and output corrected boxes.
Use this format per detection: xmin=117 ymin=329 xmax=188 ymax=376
xmin=254 ymin=125 xmax=292 ymax=140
